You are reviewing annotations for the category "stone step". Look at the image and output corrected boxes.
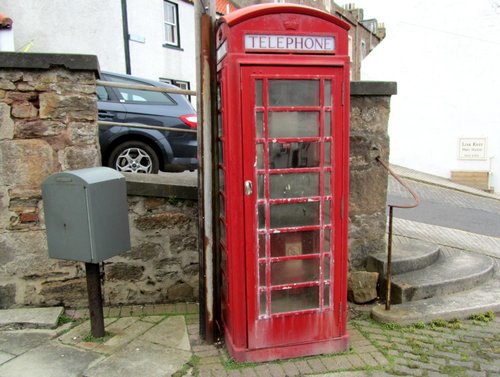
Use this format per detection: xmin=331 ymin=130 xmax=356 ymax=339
xmin=388 ymin=248 xmax=495 ymax=304
xmin=372 ymin=260 xmax=500 ymax=325
xmin=367 ymin=237 xmax=440 ymax=276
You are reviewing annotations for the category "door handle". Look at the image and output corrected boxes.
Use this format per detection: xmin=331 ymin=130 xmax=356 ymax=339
xmin=244 ymin=180 xmax=253 ymax=196
xmin=98 ymin=111 xmax=115 ymax=120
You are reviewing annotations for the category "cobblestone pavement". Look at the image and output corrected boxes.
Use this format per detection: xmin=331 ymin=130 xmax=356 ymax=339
xmin=65 ymin=302 xmax=500 ymax=376
xmin=185 ymin=308 xmax=500 ymax=377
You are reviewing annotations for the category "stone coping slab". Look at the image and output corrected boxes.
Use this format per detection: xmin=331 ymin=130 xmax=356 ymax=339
xmin=0 ymin=307 xmax=63 ymax=329
xmin=0 ymin=52 xmax=99 ymax=73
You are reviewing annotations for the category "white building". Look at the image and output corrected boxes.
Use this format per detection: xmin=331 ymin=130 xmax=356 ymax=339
xmin=3 ymin=0 xmax=198 ymax=94
xmin=358 ymin=0 xmax=500 ymax=193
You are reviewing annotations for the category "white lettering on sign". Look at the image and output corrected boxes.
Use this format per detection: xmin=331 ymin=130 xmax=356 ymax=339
xmin=245 ymin=34 xmax=335 ymax=53
xmin=458 ymin=138 xmax=487 ymax=160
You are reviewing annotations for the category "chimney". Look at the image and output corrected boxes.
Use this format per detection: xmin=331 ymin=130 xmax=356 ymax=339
xmin=343 ymin=3 xmax=364 ymax=21
xmin=377 ymin=22 xmax=386 ymax=40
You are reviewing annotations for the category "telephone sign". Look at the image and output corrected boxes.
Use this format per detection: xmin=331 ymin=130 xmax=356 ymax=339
xmin=215 ymin=4 xmax=350 ymax=362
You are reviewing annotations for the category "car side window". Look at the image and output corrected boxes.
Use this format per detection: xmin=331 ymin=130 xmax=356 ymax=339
xmin=96 ymin=86 xmax=110 ymax=101
xmin=116 ymin=86 xmax=176 ymax=105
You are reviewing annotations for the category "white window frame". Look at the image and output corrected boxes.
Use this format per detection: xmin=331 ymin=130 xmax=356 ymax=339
xmin=164 ymin=1 xmax=180 ymax=48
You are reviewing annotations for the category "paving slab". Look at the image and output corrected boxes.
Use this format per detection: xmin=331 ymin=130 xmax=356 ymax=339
xmin=83 ymin=338 xmax=192 ymax=377
xmin=0 ymin=307 xmax=63 ymax=329
xmin=0 ymin=352 xmax=14 ymax=365
xmin=59 ymin=317 xmax=119 ymax=346
xmin=0 ymin=342 xmax=101 ymax=377
xmin=0 ymin=330 xmax=54 ymax=356
xmin=139 ymin=315 xmax=191 ymax=351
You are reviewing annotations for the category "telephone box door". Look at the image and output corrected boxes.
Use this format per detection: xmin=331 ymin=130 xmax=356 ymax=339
xmin=241 ymin=65 xmax=348 ymax=349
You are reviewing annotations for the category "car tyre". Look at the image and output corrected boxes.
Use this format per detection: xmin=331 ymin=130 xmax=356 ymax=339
xmin=108 ymin=141 xmax=160 ymax=174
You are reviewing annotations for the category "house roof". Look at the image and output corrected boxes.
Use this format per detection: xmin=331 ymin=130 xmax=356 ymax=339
xmin=182 ymin=0 xmax=237 ymax=15
xmin=216 ymin=0 xmax=237 ymax=15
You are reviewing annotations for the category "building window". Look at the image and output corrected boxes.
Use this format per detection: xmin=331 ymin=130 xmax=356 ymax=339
xmin=360 ymin=40 xmax=367 ymax=60
xmin=160 ymin=78 xmax=191 ymax=101
xmin=164 ymin=1 xmax=180 ymax=47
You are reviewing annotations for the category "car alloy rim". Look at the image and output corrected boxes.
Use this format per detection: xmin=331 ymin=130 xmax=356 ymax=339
xmin=115 ymin=147 xmax=153 ymax=173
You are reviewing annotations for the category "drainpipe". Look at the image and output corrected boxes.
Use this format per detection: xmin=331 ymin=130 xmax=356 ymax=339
xmin=121 ymin=0 xmax=131 ymax=74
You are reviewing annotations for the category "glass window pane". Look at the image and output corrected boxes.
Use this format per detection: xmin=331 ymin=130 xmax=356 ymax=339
xmin=259 ymin=262 xmax=266 ymax=287
xmin=217 ymin=113 xmax=223 ymax=137
xmin=260 ymin=292 xmax=267 ymax=315
xmin=165 ymin=25 xmax=178 ymax=45
xmin=270 ymin=201 xmax=319 ymax=228
xmin=217 ymin=140 xmax=223 ymax=164
xmin=258 ymin=204 xmax=266 ymax=229
xmin=269 ymin=173 xmax=319 ymax=199
xmin=324 ymin=283 xmax=330 ymax=307
xmin=324 ymin=171 xmax=331 ymax=196
xmin=269 ymin=80 xmax=319 ymax=107
xmin=256 ymin=80 xmax=263 ymax=107
xmin=271 ymin=286 xmax=319 ymax=314
xmin=256 ymin=112 xmax=263 ymax=139
xmin=117 ymin=87 xmax=175 ymax=104
xmin=271 ymin=258 xmax=320 ymax=285
xmin=259 ymin=234 xmax=266 ymax=258
xmin=269 ymin=142 xmax=320 ymax=169
xmin=258 ymin=174 xmax=265 ymax=199
xmin=164 ymin=2 xmax=175 ymax=23
xmin=324 ymin=229 xmax=331 ymax=253
xmin=269 ymin=230 xmax=320 ymax=257
xmin=218 ymin=169 xmax=224 ymax=191
xmin=323 ymin=200 xmax=331 ymax=224
xmin=219 ymin=220 xmax=226 ymax=243
xmin=96 ymin=86 xmax=109 ymax=101
xmin=324 ymin=142 xmax=331 ymax=166
xmin=324 ymin=255 xmax=331 ymax=280
xmin=257 ymin=144 xmax=264 ymax=169
xmin=218 ymin=193 xmax=225 ymax=219
xmin=324 ymin=80 xmax=332 ymax=107
xmin=325 ymin=111 xmax=331 ymax=137
xmin=269 ymin=112 xmax=320 ymax=138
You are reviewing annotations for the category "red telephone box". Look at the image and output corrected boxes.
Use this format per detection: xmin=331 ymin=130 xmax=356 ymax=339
xmin=215 ymin=4 xmax=350 ymax=362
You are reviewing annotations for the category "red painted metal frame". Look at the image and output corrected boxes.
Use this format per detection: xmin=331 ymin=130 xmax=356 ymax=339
xmin=216 ymin=4 xmax=350 ymax=362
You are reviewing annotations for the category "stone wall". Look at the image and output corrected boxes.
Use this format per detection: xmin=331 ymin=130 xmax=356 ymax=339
xmin=0 ymin=54 xmax=101 ymax=308
xmin=349 ymin=82 xmax=396 ymax=270
xmin=0 ymin=53 xmax=201 ymax=308
xmin=0 ymin=53 xmax=395 ymax=308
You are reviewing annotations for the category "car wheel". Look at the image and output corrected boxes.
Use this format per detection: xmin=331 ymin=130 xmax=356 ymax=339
xmin=108 ymin=141 xmax=160 ymax=174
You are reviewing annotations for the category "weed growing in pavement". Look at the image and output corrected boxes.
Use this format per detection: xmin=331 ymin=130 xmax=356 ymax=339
xmin=57 ymin=312 xmax=73 ymax=327
xmin=82 ymin=331 xmax=113 ymax=343
xmin=173 ymin=355 xmax=200 ymax=377
xmin=439 ymin=364 xmax=467 ymax=376
xmin=469 ymin=310 xmax=495 ymax=324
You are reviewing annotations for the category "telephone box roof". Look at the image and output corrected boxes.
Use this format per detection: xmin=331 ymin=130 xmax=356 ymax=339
xmin=221 ymin=3 xmax=350 ymax=30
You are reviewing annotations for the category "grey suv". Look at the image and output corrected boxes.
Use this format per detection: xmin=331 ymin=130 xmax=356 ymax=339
xmin=97 ymin=71 xmax=197 ymax=173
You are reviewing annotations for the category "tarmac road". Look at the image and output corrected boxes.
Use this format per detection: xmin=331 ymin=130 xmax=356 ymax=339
xmin=388 ymin=176 xmax=500 ymax=238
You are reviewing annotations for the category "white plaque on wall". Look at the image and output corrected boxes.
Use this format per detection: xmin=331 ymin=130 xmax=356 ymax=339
xmin=458 ymin=138 xmax=487 ymax=160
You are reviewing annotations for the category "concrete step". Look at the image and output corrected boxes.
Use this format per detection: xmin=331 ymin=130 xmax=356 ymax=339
xmin=372 ymin=260 xmax=500 ymax=325
xmin=388 ymin=248 xmax=495 ymax=304
xmin=367 ymin=237 xmax=440 ymax=275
